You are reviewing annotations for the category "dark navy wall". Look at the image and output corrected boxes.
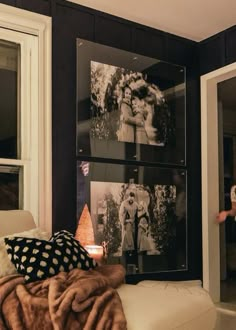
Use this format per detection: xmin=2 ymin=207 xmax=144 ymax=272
xmin=0 ymin=0 xmax=202 ymax=281
xmin=199 ymin=25 xmax=236 ymax=75
xmin=0 ymin=0 xmax=52 ymax=15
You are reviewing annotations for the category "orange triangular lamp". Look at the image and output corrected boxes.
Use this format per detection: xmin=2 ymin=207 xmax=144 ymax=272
xmin=75 ymin=204 xmax=104 ymax=262
xmin=75 ymin=204 xmax=95 ymax=246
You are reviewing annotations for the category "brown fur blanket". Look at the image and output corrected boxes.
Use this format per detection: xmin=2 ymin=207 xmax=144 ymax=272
xmin=0 ymin=264 xmax=127 ymax=330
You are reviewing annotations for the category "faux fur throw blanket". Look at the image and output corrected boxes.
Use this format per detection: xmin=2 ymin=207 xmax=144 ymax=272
xmin=0 ymin=264 xmax=127 ymax=330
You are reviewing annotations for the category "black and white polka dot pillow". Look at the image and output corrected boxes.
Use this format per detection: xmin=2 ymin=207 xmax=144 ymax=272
xmin=50 ymin=230 xmax=98 ymax=269
xmin=4 ymin=230 xmax=97 ymax=283
xmin=50 ymin=230 xmax=97 ymax=268
xmin=50 ymin=230 xmax=74 ymax=240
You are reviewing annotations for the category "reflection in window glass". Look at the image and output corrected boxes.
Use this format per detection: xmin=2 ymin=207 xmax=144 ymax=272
xmin=0 ymin=40 xmax=20 ymax=159
xmin=0 ymin=165 xmax=21 ymax=210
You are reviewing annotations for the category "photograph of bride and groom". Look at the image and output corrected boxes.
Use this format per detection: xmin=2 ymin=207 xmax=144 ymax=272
xmin=90 ymin=60 xmax=175 ymax=148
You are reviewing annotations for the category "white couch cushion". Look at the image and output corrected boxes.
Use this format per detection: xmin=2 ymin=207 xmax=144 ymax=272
xmin=117 ymin=280 xmax=216 ymax=330
xmin=0 ymin=210 xmax=36 ymax=237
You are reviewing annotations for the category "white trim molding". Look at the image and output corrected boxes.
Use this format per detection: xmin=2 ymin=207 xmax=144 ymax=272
xmin=0 ymin=4 xmax=52 ymax=233
xmin=201 ymin=62 xmax=236 ymax=302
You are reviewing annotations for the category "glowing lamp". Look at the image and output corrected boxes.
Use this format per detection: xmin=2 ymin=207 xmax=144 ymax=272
xmin=75 ymin=204 xmax=95 ymax=246
xmin=75 ymin=204 xmax=104 ymax=263
xmin=84 ymin=245 xmax=104 ymax=261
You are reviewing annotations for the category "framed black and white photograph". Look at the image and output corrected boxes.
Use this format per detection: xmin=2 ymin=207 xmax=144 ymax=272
xmin=77 ymin=161 xmax=187 ymax=274
xmin=76 ymin=38 xmax=186 ymax=165
xmin=90 ymin=60 xmax=174 ymax=147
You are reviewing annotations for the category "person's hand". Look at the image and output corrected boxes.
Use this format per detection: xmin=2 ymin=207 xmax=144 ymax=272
xmin=216 ymin=211 xmax=228 ymax=223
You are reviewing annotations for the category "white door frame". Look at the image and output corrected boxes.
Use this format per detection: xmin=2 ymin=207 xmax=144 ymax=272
xmin=201 ymin=62 xmax=236 ymax=302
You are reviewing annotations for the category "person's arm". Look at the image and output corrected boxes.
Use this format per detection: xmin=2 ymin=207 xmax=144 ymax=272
xmin=119 ymin=201 xmax=125 ymax=222
xmin=123 ymin=114 xmax=144 ymax=127
xmin=216 ymin=185 xmax=236 ymax=223
xmin=216 ymin=205 xmax=236 ymax=223
xmin=121 ymin=103 xmax=143 ymax=127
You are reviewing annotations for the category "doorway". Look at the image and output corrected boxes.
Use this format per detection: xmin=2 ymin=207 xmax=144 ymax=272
xmin=218 ymin=77 xmax=236 ymax=305
xmin=201 ymin=62 xmax=236 ymax=304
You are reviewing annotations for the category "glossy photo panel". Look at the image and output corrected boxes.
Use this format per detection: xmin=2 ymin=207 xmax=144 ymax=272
xmin=77 ymin=161 xmax=187 ymax=275
xmin=76 ymin=38 xmax=186 ymax=165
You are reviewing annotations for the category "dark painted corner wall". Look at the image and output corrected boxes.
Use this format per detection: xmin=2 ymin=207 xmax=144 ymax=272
xmin=52 ymin=0 xmax=202 ymax=282
xmin=199 ymin=25 xmax=236 ymax=75
xmin=1 ymin=0 xmax=204 ymax=281
xmin=0 ymin=0 xmax=52 ymax=15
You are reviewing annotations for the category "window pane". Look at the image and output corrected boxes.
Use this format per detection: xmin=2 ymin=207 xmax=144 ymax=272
xmin=0 ymin=165 xmax=21 ymax=210
xmin=0 ymin=40 xmax=20 ymax=159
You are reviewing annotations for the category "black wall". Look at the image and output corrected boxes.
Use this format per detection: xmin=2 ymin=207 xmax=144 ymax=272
xmin=0 ymin=0 xmax=202 ymax=281
xmin=0 ymin=0 xmax=52 ymax=15
xmin=199 ymin=25 xmax=236 ymax=75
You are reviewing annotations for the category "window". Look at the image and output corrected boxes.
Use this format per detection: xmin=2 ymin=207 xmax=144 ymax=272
xmin=0 ymin=5 xmax=51 ymax=232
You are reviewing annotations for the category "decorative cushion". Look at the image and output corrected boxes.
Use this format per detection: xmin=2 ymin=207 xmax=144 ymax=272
xmin=0 ymin=228 xmax=50 ymax=278
xmin=50 ymin=229 xmax=74 ymax=240
xmin=4 ymin=230 xmax=97 ymax=282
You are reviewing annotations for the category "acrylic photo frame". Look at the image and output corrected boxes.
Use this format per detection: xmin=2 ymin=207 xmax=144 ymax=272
xmin=77 ymin=160 xmax=187 ymax=275
xmin=76 ymin=38 xmax=186 ymax=165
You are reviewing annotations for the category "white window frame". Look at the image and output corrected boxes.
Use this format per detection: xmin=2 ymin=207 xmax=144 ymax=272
xmin=0 ymin=4 xmax=52 ymax=233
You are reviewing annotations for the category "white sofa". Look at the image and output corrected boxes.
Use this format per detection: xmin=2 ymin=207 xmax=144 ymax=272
xmin=0 ymin=210 xmax=217 ymax=329
xmin=118 ymin=280 xmax=216 ymax=329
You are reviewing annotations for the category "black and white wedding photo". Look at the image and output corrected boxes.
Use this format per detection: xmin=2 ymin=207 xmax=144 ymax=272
xmin=90 ymin=181 xmax=177 ymax=259
xmin=76 ymin=161 xmax=187 ymax=274
xmin=90 ymin=61 xmax=174 ymax=147
xmin=76 ymin=38 xmax=186 ymax=164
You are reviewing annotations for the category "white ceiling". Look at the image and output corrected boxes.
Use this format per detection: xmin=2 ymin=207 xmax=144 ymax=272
xmin=68 ymin=0 xmax=236 ymax=41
